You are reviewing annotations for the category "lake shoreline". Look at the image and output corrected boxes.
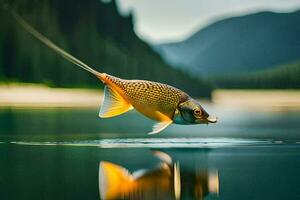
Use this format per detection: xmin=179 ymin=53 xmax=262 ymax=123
xmin=1 ymin=84 xmax=300 ymax=110
xmin=0 ymin=84 xmax=102 ymax=108
xmin=212 ymin=89 xmax=300 ymax=110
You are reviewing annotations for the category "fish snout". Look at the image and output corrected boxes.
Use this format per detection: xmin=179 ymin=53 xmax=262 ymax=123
xmin=206 ymin=116 xmax=218 ymax=123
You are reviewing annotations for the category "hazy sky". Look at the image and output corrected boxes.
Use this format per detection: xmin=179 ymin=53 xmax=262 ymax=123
xmin=116 ymin=0 xmax=300 ymax=44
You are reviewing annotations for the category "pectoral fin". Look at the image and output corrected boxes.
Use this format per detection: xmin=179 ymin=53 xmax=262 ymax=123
xmin=99 ymin=86 xmax=133 ymax=118
xmin=148 ymin=121 xmax=172 ymax=135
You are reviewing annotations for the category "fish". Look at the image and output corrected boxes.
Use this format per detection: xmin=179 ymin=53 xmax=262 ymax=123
xmin=13 ymin=12 xmax=217 ymax=134
xmin=98 ymin=151 xmax=219 ymax=200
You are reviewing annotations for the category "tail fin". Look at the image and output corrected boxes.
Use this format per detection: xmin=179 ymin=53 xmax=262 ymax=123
xmin=99 ymin=161 xmax=134 ymax=200
xmin=12 ymin=11 xmax=102 ymax=78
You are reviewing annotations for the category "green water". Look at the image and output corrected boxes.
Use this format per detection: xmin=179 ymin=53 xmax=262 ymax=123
xmin=0 ymin=105 xmax=300 ymax=200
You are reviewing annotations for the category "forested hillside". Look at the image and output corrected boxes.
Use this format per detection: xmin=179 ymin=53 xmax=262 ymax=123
xmin=215 ymin=60 xmax=300 ymax=89
xmin=0 ymin=0 xmax=212 ymax=97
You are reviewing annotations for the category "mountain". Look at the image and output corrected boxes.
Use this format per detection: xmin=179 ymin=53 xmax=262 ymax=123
xmin=156 ymin=10 xmax=300 ymax=76
xmin=0 ymin=0 xmax=212 ymax=97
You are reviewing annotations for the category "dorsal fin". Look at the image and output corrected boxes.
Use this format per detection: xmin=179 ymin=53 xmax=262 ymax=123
xmin=99 ymin=86 xmax=133 ymax=118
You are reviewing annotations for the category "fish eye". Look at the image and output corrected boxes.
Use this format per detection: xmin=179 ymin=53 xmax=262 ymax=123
xmin=193 ymin=108 xmax=202 ymax=116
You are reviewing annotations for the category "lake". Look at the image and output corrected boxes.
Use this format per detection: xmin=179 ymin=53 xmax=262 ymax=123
xmin=0 ymin=103 xmax=300 ymax=200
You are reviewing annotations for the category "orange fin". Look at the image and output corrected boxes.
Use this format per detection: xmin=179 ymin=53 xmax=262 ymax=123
xmin=99 ymin=86 xmax=133 ymax=118
xmin=99 ymin=161 xmax=133 ymax=200
xmin=148 ymin=120 xmax=172 ymax=135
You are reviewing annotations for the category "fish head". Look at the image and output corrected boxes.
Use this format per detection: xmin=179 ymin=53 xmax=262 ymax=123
xmin=174 ymin=98 xmax=217 ymax=125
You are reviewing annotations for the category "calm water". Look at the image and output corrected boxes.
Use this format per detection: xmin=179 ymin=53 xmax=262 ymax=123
xmin=0 ymin=104 xmax=300 ymax=200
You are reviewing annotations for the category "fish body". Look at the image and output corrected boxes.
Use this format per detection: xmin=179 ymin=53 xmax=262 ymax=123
xmin=99 ymin=73 xmax=187 ymax=122
xmin=99 ymin=161 xmax=175 ymax=200
xmin=14 ymin=12 xmax=217 ymax=134
xmin=98 ymin=151 xmax=219 ymax=200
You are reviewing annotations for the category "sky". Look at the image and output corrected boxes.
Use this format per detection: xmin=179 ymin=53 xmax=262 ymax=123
xmin=116 ymin=0 xmax=300 ymax=44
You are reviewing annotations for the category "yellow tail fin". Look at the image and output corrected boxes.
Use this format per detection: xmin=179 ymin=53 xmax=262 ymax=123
xmin=99 ymin=161 xmax=134 ymax=200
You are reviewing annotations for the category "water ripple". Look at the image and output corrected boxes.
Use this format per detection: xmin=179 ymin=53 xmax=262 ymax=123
xmin=8 ymin=138 xmax=295 ymax=148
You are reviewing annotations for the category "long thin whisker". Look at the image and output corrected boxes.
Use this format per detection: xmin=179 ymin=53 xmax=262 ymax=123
xmin=12 ymin=11 xmax=101 ymax=76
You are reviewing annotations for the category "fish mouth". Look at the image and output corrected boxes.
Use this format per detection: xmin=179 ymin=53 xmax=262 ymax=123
xmin=206 ymin=116 xmax=218 ymax=123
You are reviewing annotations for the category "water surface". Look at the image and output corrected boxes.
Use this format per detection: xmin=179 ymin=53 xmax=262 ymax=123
xmin=0 ymin=104 xmax=300 ymax=200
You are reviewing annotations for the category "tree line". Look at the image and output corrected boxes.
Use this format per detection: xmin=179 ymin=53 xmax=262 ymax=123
xmin=214 ymin=60 xmax=300 ymax=89
xmin=0 ymin=0 xmax=213 ymax=97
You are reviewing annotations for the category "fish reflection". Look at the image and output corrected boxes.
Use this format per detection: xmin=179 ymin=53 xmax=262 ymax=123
xmin=99 ymin=151 xmax=219 ymax=200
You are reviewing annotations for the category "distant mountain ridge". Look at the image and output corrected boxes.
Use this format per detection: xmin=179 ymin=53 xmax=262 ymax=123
xmin=156 ymin=10 xmax=300 ymax=76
